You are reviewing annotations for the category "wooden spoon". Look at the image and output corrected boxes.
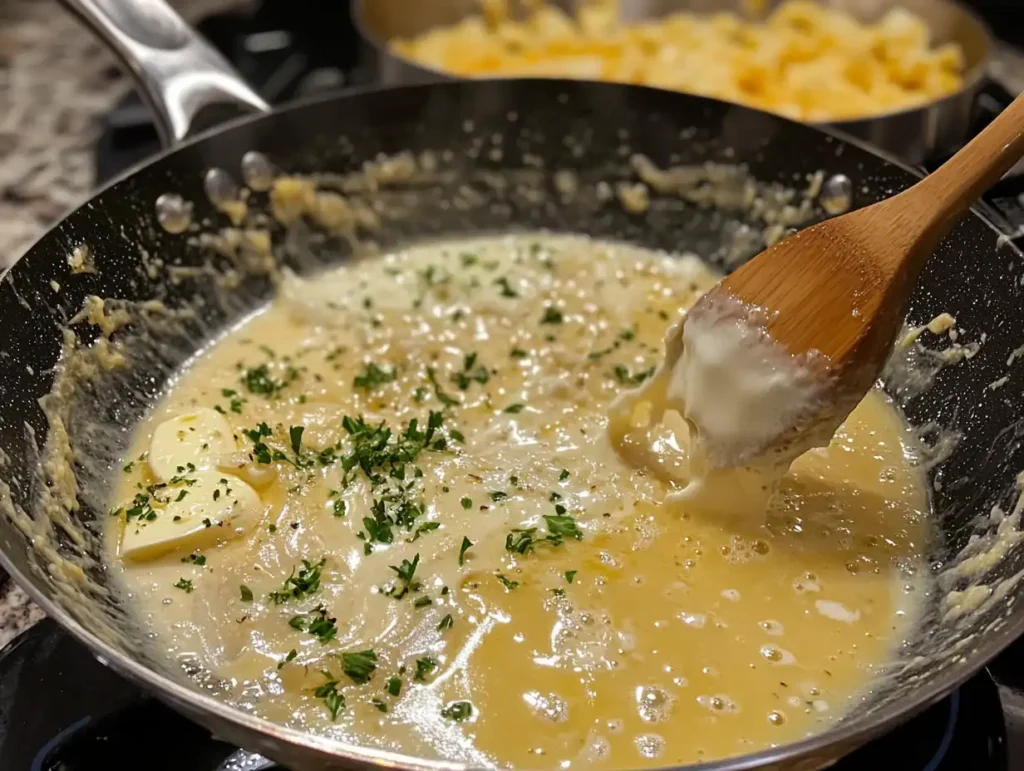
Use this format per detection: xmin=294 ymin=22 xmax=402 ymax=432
xmin=689 ymin=93 xmax=1024 ymax=460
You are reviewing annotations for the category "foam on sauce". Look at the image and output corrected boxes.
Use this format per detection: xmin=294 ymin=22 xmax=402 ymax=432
xmin=106 ymin=234 xmax=929 ymax=768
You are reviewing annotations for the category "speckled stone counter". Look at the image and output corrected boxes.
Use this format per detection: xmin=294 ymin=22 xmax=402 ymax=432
xmin=0 ymin=0 xmax=241 ymax=648
xmin=0 ymin=0 xmax=242 ymax=266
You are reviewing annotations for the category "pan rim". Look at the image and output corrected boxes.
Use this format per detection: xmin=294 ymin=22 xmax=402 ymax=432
xmin=2 ymin=78 xmax=1022 ymax=771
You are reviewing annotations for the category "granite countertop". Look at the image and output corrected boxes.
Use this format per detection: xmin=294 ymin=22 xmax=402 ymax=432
xmin=0 ymin=0 xmax=240 ymax=649
xmin=0 ymin=0 xmax=1022 ymax=652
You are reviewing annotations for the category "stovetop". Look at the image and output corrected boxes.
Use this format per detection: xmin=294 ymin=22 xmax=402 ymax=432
xmin=3 ymin=0 xmax=1024 ymax=769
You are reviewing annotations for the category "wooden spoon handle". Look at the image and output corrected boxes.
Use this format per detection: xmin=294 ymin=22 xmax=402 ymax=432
xmin=908 ymin=92 xmax=1024 ymax=232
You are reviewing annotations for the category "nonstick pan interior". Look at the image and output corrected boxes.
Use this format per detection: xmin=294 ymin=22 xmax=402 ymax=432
xmin=1 ymin=80 xmax=1023 ymax=770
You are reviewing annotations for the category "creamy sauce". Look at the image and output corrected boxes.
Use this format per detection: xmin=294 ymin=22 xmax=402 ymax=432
xmin=609 ymin=293 xmax=830 ymax=519
xmin=106 ymin=234 xmax=929 ymax=768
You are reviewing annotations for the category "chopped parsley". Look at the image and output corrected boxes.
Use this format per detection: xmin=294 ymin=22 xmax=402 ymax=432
xmin=437 ymin=613 xmax=454 ymax=632
xmin=314 ymin=674 xmax=345 ymax=720
xmin=558 ymin=469 xmax=570 ymax=481
xmin=410 ymin=521 xmax=441 ymax=541
xmin=441 ymin=701 xmax=473 ymax=722
xmin=613 ymin=364 xmax=655 ymax=386
xmin=489 ymin=491 xmax=508 ymax=502
xmin=269 ymin=558 xmax=325 ymax=604
xmin=339 ymin=413 xmax=450 ymax=550
xmin=289 ymin=605 xmax=338 ymax=644
xmin=277 ymin=648 xmax=297 ymax=670
xmin=221 ymin=388 xmax=245 ymax=413
xmin=329 ymin=490 xmax=347 ymax=518
xmin=123 ymin=493 xmax=156 ymax=523
xmin=241 ymin=362 xmax=296 ymax=398
xmin=503 ymin=403 xmax=525 ymax=414
xmin=386 ymin=676 xmax=402 ymax=696
xmin=353 ymin=362 xmax=396 ymax=390
xmin=540 ymin=306 xmax=564 ymax=324
xmin=495 ymin=573 xmax=520 ymax=591
xmin=458 ymin=536 xmax=473 ymax=566
xmin=341 ymin=649 xmax=378 ymax=684
xmin=386 ymin=553 xmax=421 ymax=599
xmin=426 ymin=367 xmax=460 ymax=407
xmin=565 ymin=570 xmax=577 ymax=584
xmin=239 ymin=584 xmax=254 ymax=602
xmin=414 ymin=657 xmax=438 ymax=681
xmin=506 ymin=513 xmax=582 ymax=556
xmin=289 ymin=425 xmax=305 ymax=455
xmin=173 ymin=578 xmax=194 ymax=593
xmin=451 ymin=352 xmax=489 ymax=390
xmin=510 ymin=348 xmax=528 ymax=359
xmin=460 ymin=497 xmax=473 ymax=510
xmin=544 ymin=514 xmax=583 ymax=542
xmin=181 ymin=552 xmax=206 ymax=566
xmin=494 ymin=276 xmax=519 ymax=298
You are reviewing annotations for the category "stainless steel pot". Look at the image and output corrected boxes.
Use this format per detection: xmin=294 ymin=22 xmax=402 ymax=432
xmin=6 ymin=0 xmax=1024 ymax=770
xmin=353 ymin=0 xmax=995 ymax=165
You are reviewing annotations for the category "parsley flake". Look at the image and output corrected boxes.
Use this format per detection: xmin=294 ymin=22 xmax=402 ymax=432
xmin=269 ymin=558 xmax=325 ymax=604
xmin=353 ymin=362 xmax=396 ymax=390
xmin=386 ymin=676 xmax=402 ymax=696
xmin=540 ymin=306 xmax=564 ymax=324
xmin=314 ymin=674 xmax=345 ymax=720
xmin=458 ymin=536 xmax=473 ymax=566
xmin=341 ymin=649 xmax=378 ymax=684
xmin=441 ymin=701 xmax=473 ymax=721
xmin=496 ymin=573 xmax=520 ymax=591
xmin=414 ymin=657 xmax=437 ymax=681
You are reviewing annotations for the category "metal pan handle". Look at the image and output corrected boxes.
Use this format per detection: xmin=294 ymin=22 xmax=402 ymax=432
xmin=58 ymin=0 xmax=271 ymax=147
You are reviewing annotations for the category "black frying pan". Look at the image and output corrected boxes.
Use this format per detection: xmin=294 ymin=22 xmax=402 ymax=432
xmin=2 ymin=1 xmax=1023 ymax=769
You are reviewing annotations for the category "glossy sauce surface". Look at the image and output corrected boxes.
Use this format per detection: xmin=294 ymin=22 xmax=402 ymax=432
xmin=107 ymin=234 xmax=928 ymax=768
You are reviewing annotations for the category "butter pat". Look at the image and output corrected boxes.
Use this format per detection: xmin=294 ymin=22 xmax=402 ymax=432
xmin=120 ymin=471 xmax=262 ymax=560
xmin=148 ymin=407 xmax=237 ymax=482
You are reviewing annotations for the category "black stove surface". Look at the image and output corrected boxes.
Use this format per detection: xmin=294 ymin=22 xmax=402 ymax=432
xmin=0 ymin=619 xmax=1013 ymax=770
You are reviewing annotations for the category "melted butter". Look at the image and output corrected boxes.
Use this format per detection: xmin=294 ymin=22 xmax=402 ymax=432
xmin=106 ymin=234 xmax=928 ymax=768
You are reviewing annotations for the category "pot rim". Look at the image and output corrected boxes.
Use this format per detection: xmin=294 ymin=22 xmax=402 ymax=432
xmin=350 ymin=0 xmax=996 ymax=130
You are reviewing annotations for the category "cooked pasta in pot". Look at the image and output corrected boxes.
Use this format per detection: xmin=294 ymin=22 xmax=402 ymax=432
xmin=391 ymin=0 xmax=965 ymax=122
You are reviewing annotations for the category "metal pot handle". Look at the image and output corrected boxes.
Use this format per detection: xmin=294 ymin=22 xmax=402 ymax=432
xmin=58 ymin=0 xmax=271 ymax=147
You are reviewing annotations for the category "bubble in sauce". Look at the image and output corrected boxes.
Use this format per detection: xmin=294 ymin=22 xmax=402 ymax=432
xmin=582 ymin=733 xmax=611 ymax=762
xmin=768 ymin=710 xmax=787 ymax=725
xmin=241 ymin=150 xmax=275 ymax=191
xmin=523 ymin=691 xmax=569 ymax=723
xmin=677 ymin=611 xmax=706 ymax=629
xmin=635 ymin=685 xmax=674 ymax=723
xmin=205 ymin=168 xmax=240 ymax=206
xmin=697 ymin=693 xmax=738 ymax=713
xmin=634 ymin=734 xmax=666 ymax=759
xmin=820 ymin=173 xmax=852 ymax=215
xmin=155 ymin=192 xmax=192 ymax=234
